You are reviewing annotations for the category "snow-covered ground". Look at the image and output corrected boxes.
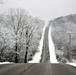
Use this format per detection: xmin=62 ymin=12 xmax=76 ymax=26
xmin=49 ymin=27 xmax=58 ymax=63
xmin=28 ymin=26 xmax=46 ymax=63
xmin=67 ymin=63 xmax=76 ymax=67
xmin=0 ymin=62 xmax=13 ymax=64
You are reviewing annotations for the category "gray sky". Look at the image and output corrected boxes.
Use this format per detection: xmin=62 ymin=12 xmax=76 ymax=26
xmin=0 ymin=0 xmax=76 ymax=22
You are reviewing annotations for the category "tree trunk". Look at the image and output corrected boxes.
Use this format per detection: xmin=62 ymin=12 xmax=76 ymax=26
xmin=15 ymin=42 xmax=18 ymax=63
xmin=24 ymin=30 xmax=28 ymax=63
xmin=24 ymin=46 xmax=28 ymax=63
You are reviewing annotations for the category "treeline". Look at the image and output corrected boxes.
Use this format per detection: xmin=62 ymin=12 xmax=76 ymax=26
xmin=0 ymin=8 xmax=45 ymax=63
xmin=49 ymin=14 xmax=76 ymax=62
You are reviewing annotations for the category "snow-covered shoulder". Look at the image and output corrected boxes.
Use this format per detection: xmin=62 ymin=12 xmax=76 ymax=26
xmin=49 ymin=27 xmax=58 ymax=63
xmin=0 ymin=62 xmax=13 ymax=64
xmin=66 ymin=63 xmax=76 ymax=67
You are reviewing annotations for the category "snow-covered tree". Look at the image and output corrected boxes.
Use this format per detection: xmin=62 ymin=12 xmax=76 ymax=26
xmin=49 ymin=14 xmax=76 ymax=62
xmin=0 ymin=25 xmax=15 ymax=62
xmin=0 ymin=8 xmax=45 ymax=63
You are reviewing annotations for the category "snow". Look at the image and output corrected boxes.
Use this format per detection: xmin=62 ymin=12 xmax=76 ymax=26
xmin=28 ymin=26 xmax=46 ymax=63
xmin=29 ymin=24 xmax=58 ymax=63
xmin=67 ymin=63 xmax=76 ymax=67
xmin=0 ymin=62 xmax=13 ymax=64
xmin=29 ymin=25 xmax=58 ymax=63
xmin=49 ymin=27 xmax=58 ymax=63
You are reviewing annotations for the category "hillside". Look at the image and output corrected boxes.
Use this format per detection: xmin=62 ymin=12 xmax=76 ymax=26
xmin=49 ymin=14 xmax=76 ymax=62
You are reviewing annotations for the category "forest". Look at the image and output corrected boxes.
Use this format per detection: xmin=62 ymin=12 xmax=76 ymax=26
xmin=0 ymin=8 xmax=45 ymax=63
xmin=49 ymin=14 xmax=76 ymax=62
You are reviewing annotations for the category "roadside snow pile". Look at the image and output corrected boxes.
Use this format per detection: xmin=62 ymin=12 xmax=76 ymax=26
xmin=29 ymin=26 xmax=46 ymax=63
xmin=49 ymin=27 xmax=58 ymax=63
xmin=67 ymin=63 xmax=76 ymax=67
xmin=0 ymin=62 xmax=12 ymax=64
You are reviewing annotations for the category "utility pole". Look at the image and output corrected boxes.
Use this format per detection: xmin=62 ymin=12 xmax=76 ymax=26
xmin=67 ymin=32 xmax=73 ymax=62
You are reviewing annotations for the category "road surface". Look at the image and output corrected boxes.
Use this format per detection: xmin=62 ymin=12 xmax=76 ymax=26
xmin=0 ymin=63 xmax=76 ymax=75
xmin=40 ymin=26 xmax=50 ymax=62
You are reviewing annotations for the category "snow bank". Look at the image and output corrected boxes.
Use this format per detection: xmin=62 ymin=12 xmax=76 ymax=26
xmin=67 ymin=63 xmax=76 ymax=67
xmin=0 ymin=62 xmax=13 ymax=64
xmin=49 ymin=27 xmax=58 ymax=63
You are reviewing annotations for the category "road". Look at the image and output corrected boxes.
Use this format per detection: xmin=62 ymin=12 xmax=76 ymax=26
xmin=0 ymin=63 xmax=76 ymax=75
xmin=40 ymin=26 xmax=50 ymax=62
xmin=0 ymin=25 xmax=76 ymax=75
xmin=0 ymin=26 xmax=76 ymax=75
xmin=52 ymin=63 xmax=76 ymax=75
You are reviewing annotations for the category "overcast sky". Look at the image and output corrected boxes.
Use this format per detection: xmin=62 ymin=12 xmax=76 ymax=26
xmin=0 ymin=0 xmax=76 ymax=22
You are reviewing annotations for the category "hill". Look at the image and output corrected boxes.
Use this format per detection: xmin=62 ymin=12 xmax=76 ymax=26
xmin=49 ymin=14 xmax=76 ymax=62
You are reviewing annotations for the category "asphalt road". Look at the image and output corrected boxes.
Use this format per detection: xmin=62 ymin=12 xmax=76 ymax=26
xmin=0 ymin=63 xmax=76 ymax=75
xmin=40 ymin=26 xmax=50 ymax=62
xmin=52 ymin=63 xmax=76 ymax=75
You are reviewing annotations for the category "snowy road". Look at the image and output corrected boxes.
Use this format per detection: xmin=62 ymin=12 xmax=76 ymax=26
xmin=40 ymin=26 xmax=50 ymax=62
xmin=0 ymin=25 xmax=76 ymax=75
xmin=29 ymin=25 xmax=58 ymax=63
